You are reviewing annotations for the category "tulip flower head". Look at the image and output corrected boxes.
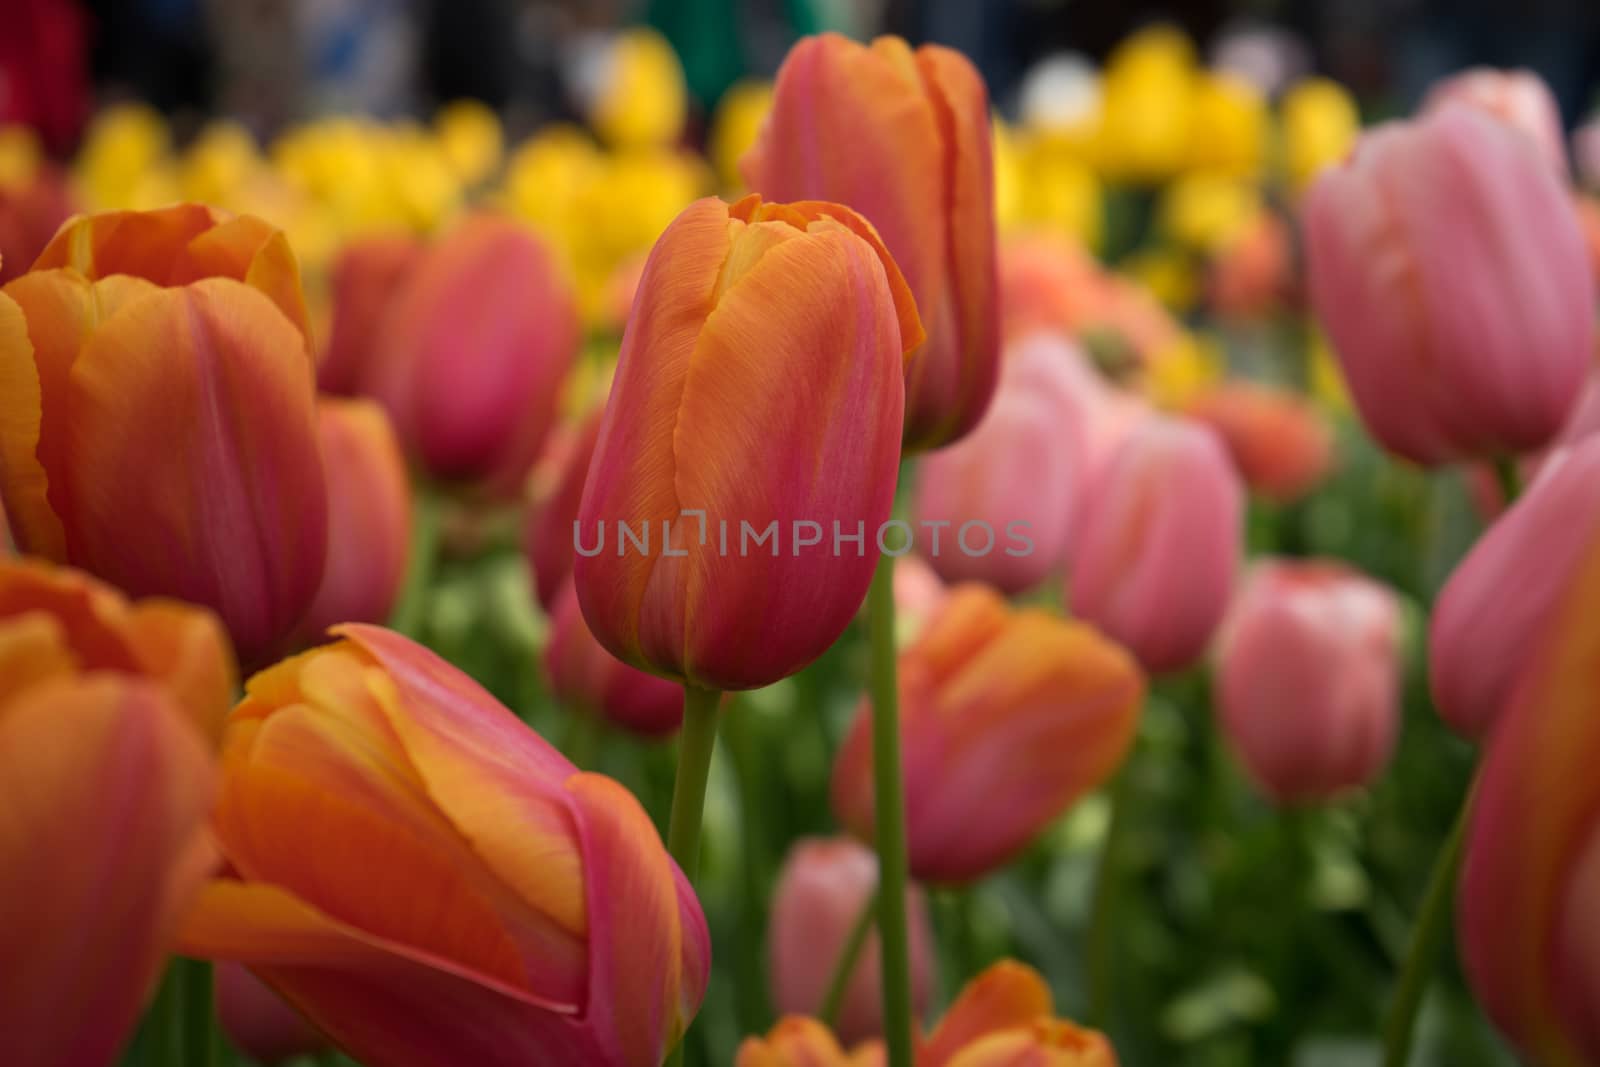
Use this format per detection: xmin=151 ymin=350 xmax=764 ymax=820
xmin=0 ymin=203 xmax=327 ymax=665
xmin=1431 ymin=435 xmax=1600 ymax=740
xmin=1070 ymin=415 xmax=1243 ymax=674
xmin=1214 ymin=560 xmax=1402 ymax=804
xmin=574 ymin=194 xmax=921 ymax=691
xmin=832 ymin=585 xmax=1144 ymax=883
xmin=768 ymin=837 xmax=936 ymax=1045
xmin=317 ymin=232 xmax=423 ymax=394
xmin=1304 ymin=103 xmax=1594 ymax=465
xmin=180 ymin=625 xmax=710 ymax=1067
xmin=743 ymin=33 xmax=999 ymax=450
xmin=1459 ymin=528 xmax=1600 ymax=1065
xmin=1423 ymin=67 xmax=1567 ymax=173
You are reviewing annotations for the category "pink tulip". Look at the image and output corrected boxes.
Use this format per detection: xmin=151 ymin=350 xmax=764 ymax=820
xmin=1070 ymin=416 xmax=1243 ymax=674
xmin=1423 ymin=68 xmax=1568 ymax=173
xmin=215 ymin=963 xmax=330 ymax=1064
xmin=526 ymin=410 xmax=603 ymax=612
xmin=1304 ymin=103 xmax=1593 ymax=465
xmin=1431 ymin=435 xmax=1600 ymax=740
xmin=1214 ymin=560 xmax=1402 ymax=803
xmin=366 ymin=214 xmax=579 ymax=494
xmin=318 ymin=233 xmax=424 ymax=395
xmin=545 ymin=579 xmax=683 ymax=738
xmin=767 ymin=837 xmax=936 ymax=1046
xmin=911 ymin=335 xmax=1096 ymax=594
xmin=1458 ymin=530 xmax=1600 ymax=1065
xmin=295 ymin=398 xmax=412 ymax=643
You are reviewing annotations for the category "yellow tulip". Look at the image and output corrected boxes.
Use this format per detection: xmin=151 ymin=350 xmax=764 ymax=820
xmin=435 ymin=98 xmax=504 ymax=187
xmin=1187 ymin=72 xmax=1269 ymax=176
xmin=1094 ymin=24 xmax=1197 ymax=183
xmin=587 ymin=28 xmax=688 ymax=149
xmin=1282 ymin=76 xmax=1360 ymax=191
xmin=709 ymin=80 xmax=774 ymax=189
xmin=1158 ymin=171 xmax=1261 ymax=251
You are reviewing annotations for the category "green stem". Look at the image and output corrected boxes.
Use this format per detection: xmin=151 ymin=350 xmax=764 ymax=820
xmin=389 ymin=484 xmax=444 ymax=640
xmin=725 ymin=704 xmax=774 ymax=1033
xmin=1491 ymin=455 xmax=1523 ymax=509
xmin=182 ymin=958 xmax=222 ymax=1066
xmin=819 ymin=891 xmax=879 ymax=1029
xmin=143 ymin=959 xmax=185 ymax=1065
xmin=561 ymin=708 xmax=602 ymax=771
xmin=867 ymin=553 xmax=915 ymax=1067
xmin=663 ymin=684 xmax=722 ymax=1067
xmin=1086 ymin=755 xmax=1136 ymax=1028
xmin=1380 ymin=787 xmax=1474 ymax=1067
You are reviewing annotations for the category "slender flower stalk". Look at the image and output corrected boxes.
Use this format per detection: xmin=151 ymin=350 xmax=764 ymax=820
xmin=818 ymin=892 xmax=879 ymax=1029
xmin=662 ymin=684 xmax=723 ymax=1067
xmin=1086 ymin=752 xmax=1136 ymax=1027
xmin=867 ymin=553 xmax=915 ymax=1067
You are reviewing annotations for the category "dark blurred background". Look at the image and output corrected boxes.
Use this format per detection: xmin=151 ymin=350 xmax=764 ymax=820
xmin=5 ymin=0 xmax=1599 ymax=153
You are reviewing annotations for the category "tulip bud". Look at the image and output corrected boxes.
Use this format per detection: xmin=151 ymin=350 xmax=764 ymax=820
xmin=1458 ymin=533 xmax=1600 ymax=1065
xmin=1070 ymin=416 xmax=1243 ymax=673
xmin=365 ymin=214 xmax=580 ymax=494
xmin=743 ymin=34 xmax=999 ymax=450
xmin=526 ymin=411 xmax=603 ymax=612
xmin=1423 ymin=68 xmax=1567 ymax=173
xmin=735 ymin=1017 xmax=883 ymax=1067
xmin=215 ymin=963 xmax=330 ymax=1064
xmin=832 ymin=585 xmax=1144 ymax=883
xmin=1304 ymin=104 xmax=1594 ymax=465
xmin=1214 ymin=560 xmax=1402 ymax=803
xmin=546 ymin=580 xmax=682 ymax=737
xmin=1281 ymin=77 xmax=1359 ymax=191
xmin=912 ymin=334 xmax=1094 ymax=594
xmin=574 ymin=195 xmax=921 ymax=691
xmin=918 ymin=960 xmax=1117 ymax=1067
xmin=1185 ymin=382 xmax=1335 ymax=502
xmin=0 ymin=205 xmax=327 ymax=666
xmin=1431 ymin=436 xmax=1600 ymax=740
xmin=768 ymin=837 xmax=936 ymax=1045
xmin=296 ymin=398 xmax=412 ymax=644
xmin=318 ymin=233 xmax=423 ymax=395
xmin=179 ymin=625 xmax=710 ymax=1067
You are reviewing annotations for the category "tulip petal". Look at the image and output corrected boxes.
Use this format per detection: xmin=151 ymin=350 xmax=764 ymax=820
xmin=662 ymin=226 xmax=904 ymax=689
xmin=59 ymin=277 xmax=326 ymax=664
xmin=568 ymin=771 xmax=710 ymax=1067
xmin=181 ymin=214 xmax=315 ymax=351
xmin=0 ymin=613 xmax=77 ymax=706
xmin=0 ymin=676 xmax=215 ymax=1067
xmin=0 ymin=287 xmax=53 ymax=555
xmin=31 ymin=203 xmax=219 ymax=280
xmin=126 ymin=599 xmax=237 ymax=746
xmin=920 ymin=961 xmax=1053 ymax=1067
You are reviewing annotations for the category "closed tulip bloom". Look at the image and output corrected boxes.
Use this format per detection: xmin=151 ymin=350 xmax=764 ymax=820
xmin=1071 ymin=416 xmax=1243 ymax=673
xmin=912 ymin=335 xmax=1093 ymax=593
xmin=0 ymin=205 xmax=327 ymax=666
xmin=214 ymin=963 xmax=330 ymax=1064
xmin=1186 ymin=383 xmax=1335 ymax=502
xmin=832 ymin=585 xmax=1144 ymax=883
xmin=1458 ymin=534 xmax=1600 ymax=1065
xmin=179 ymin=625 xmax=709 ymax=1067
xmin=0 ymin=557 xmax=237 ymax=742
xmin=546 ymin=580 xmax=682 ymax=737
xmin=743 ymin=33 xmax=998 ymax=450
xmin=574 ymin=195 xmax=921 ymax=692
xmin=1214 ymin=560 xmax=1401 ymax=803
xmin=526 ymin=410 xmax=603 ymax=612
xmin=1304 ymin=104 xmax=1594 ymax=465
xmin=921 ymin=960 xmax=1116 ymax=1067
xmin=736 ymin=1017 xmax=885 ymax=1067
xmin=366 ymin=214 xmax=579 ymax=493
xmin=318 ymin=233 xmax=423 ymax=394
xmin=296 ymin=398 xmax=412 ymax=643
xmin=768 ymin=837 xmax=936 ymax=1046
xmin=1431 ymin=436 xmax=1600 ymax=740
xmin=1424 ymin=68 xmax=1567 ymax=173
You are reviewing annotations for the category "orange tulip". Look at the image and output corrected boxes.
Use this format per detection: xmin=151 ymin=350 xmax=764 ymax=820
xmin=574 ymin=195 xmax=920 ymax=691
xmin=318 ymin=232 xmax=423 ymax=394
xmin=0 ymin=556 xmax=236 ymax=742
xmin=365 ymin=214 xmax=579 ymax=494
xmin=0 ymin=558 xmax=226 ymax=1067
xmin=296 ymin=398 xmax=412 ymax=643
xmin=743 ymin=33 xmax=998 ymax=450
xmin=0 ymin=204 xmax=327 ymax=665
xmin=832 ymin=585 xmax=1144 ymax=883
xmin=1185 ymin=382 xmax=1335 ymax=502
xmin=179 ymin=625 xmax=710 ymax=1067
xmin=737 ymin=961 xmax=1114 ymax=1067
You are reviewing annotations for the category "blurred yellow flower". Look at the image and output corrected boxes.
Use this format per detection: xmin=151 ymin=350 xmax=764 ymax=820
xmin=1308 ymin=328 xmax=1352 ymax=412
xmin=1122 ymin=246 xmax=1198 ymax=312
xmin=1187 ymin=72 xmax=1268 ymax=177
xmin=1009 ymin=131 xmax=1104 ymax=250
xmin=1144 ymin=330 xmax=1226 ymax=408
xmin=709 ymin=80 xmax=773 ymax=190
xmin=179 ymin=121 xmax=263 ymax=206
xmin=435 ymin=99 xmax=504 ymax=187
xmin=75 ymin=103 xmax=178 ymax=209
xmin=1158 ymin=172 xmax=1262 ymax=251
xmin=0 ymin=124 xmax=42 ymax=189
xmin=1282 ymin=77 xmax=1360 ymax=191
xmin=588 ymin=28 xmax=688 ymax=149
xmin=1094 ymin=24 xmax=1197 ymax=183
